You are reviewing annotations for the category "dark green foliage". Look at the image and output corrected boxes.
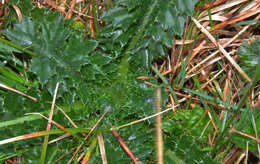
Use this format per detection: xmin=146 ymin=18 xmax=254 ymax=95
xmin=99 ymin=0 xmax=197 ymax=72
xmin=92 ymin=124 xmax=155 ymax=164
xmin=0 ymin=0 xmax=221 ymax=163
xmin=163 ymin=106 xmax=212 ymax=143
xmin=0 ymin=13 xmax=160 ymax=162
xmin=2 ymin=15 xmax=88 ymax=85
xmin=163 ymin=107 xmax=218 ymax=164
xmin=164 ymin=134 xmax=218 ymax=164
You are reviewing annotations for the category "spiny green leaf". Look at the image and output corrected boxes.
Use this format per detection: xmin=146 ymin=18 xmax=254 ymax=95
xmin=40 ymin=16 xmax=69 ymax=57
xmin=30 ymin=56 xmax=53 ymax=84
xmin=90 ymin=53 xmax=112 ymax=66
xmin=2 ymin=17 xmax=39 ymax=47
xmin=63 ymin=37 xmax=98 ymax=71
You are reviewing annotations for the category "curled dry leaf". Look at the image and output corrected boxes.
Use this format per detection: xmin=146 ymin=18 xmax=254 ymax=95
xmin=11 ymin=4 xmax=22 ymax=22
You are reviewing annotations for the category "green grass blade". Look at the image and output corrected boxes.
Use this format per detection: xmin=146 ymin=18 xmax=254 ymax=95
xmin=175 ymin=32 xmax=196 ymax=88
xmin=0 ymin=67 xmax=31 ymax=87
xmin=151 ymin=65 xmax=179 ymax=105
xmin=0 ymin=114 xmax=42 ymax=129
xmin=220 ymin=110 xmax=228 ymax=133
xmin=91 ymin=0 xmax=99 ymax=35
xmin=0 ymin=37 xmax=35 ymax=56
xmin=183 ymin=87 xmax=236 ymax=110
xmin=40 ymin=133 xmax=49 ymax=164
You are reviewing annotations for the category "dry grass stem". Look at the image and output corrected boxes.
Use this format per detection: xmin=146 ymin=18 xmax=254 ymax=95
xmin=45 ymin=83 xmax=60 ymax=144
xmin=175 ymin=39 xmax=194 ymax=45
xmin=48 ymin=133 xmax=71 ymax=144
xmin=191 ymin=17 xmax=251 ymax=82
xmin=65 ymin=0 xmax=76 ymax=19
xmin=198 ymin=0 xmax=249 ymax=19
xmin=114 ymin=104 xmax=179 ymax=130
xmin=0 ymin=83 xmax=37 ymax=102
xmin=11 ymin=4 xmax=22 ymax=22
xmin=55 ymin=105 xmax=79 ymax=128
xmin=155 ymin=87 xmax=163 ymax=164
xmin=97 ymin=133 xmax=107 ymax=164
xmin=245 ymin=141 xmax=249 ymax=164
xmin=25 ymin=112 xmax=72 ymax=134
xmin=199 ymin=120 xmax=211 ymax=139
xmin=201 ymin=69 xmax=224 ymax=89
xmin=111 ymin=128 xmax=139 ymax=164
xmin=230 ymin=128 xmax=260 ymax=143
xmin=235 ymin=152 xmax=246 ymax=164
xmin=67 ymin=106 xmax=111 ymax=164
